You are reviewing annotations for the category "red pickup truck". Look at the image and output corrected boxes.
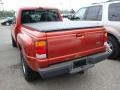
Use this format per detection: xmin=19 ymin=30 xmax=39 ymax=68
xmin=11 ymin=7 xmax=109 ymax=81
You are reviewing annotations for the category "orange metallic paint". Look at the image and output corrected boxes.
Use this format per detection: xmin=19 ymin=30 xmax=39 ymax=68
xmin=11 ymin=7 xmax=107 ymax=71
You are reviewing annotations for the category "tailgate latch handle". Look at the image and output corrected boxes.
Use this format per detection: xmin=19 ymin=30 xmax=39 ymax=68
xmin=76 ymin=34 xmax=84 ymax=39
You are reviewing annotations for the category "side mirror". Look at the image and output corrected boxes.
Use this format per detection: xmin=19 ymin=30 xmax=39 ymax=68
xmin=67 ymin=15 xmax=73 ymax=20
xmin=68 ymin=15 xmax=80 ymax=20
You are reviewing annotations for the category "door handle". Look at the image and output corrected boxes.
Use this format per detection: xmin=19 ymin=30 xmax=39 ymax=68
xmin=76 ymin=34 xmax=84 ymax=38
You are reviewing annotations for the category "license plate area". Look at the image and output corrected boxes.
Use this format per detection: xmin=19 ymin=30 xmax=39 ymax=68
xmin=73 ymin=59 xmax=87 ymax=68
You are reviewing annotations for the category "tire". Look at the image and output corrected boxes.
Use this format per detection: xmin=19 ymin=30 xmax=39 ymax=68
xmin=11 ymin=36 xmax=17 ymax=47
xmin=79 ymin=71 xmax=85 ymax=74
xmin=6 ymin=22 xmax=10 ymax=26
xmin=20 ymin=51 xmax=39 ymax=82
xmin=107 ymin=36 xmax=120 ymax=59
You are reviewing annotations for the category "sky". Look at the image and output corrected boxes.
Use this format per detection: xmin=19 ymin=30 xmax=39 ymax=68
xmin=1 ymin=0 xmax=107 ymax=11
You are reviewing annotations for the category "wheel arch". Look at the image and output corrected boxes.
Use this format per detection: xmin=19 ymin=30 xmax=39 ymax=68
xmin=17 ymin=33 xmax=34 ymax=56
xmin=107 ymin=33 xmax=120 ymax=45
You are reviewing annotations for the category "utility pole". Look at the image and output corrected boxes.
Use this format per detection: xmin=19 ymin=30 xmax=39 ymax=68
xmin=60 ymin=2 xmax=63 ymax=11
xmin=69 ymin=0 xmax=71 ymax=10
xmin=0 ymin=0 xmax=4 ymax=17
xmin=0 ymin=0 xmax=4 ymax=11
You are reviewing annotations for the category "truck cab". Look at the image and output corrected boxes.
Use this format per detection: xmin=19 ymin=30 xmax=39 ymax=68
xmin=11 ymin=7 xmax=62 ymax=46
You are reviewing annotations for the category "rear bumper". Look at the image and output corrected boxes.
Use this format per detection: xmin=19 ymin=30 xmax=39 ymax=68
xmin=38 ymin=51 xmax=109 ymax=78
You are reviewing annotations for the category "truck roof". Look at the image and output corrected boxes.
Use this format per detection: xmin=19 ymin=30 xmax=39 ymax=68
xmin=19 ymin=7 xmax=59 ymax=11
xmin=23 ymin=21 xmax=102 ymax=32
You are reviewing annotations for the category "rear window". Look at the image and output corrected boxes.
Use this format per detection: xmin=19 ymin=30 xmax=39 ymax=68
xmin=21 ymin=9 xmax=60 ymax=24
xmin=108 ymin=3 xmax=120 ymax=21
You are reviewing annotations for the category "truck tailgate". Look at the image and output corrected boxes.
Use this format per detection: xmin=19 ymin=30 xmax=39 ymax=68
xmin=46 ymin=27 xmax=106 ymax=64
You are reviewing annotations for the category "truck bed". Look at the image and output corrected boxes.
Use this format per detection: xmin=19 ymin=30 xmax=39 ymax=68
xmin=23 ymin=21 xmax=102 ymax=32
xmin=21 ymin=20 xmax=106 ymax=66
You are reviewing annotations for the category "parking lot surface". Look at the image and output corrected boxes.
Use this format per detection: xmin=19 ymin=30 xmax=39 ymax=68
xmin=0 ymin=24 xmax=120 ymax=90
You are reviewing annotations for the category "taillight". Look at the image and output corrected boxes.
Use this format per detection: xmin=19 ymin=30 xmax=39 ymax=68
xmin=35 ymin=41 xmax=47 ymax=59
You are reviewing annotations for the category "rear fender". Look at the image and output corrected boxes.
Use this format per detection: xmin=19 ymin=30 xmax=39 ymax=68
xmin=17 ymin=33 xmax=37 ymax=70
xmin=17 ymin=33 xmax=34 ymax=56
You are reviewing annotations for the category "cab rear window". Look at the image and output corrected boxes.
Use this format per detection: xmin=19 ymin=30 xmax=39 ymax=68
xmin=21 ymin=9 xmax=60 ymax=24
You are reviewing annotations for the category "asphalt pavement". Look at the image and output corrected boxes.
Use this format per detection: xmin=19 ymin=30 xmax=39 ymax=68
xmin=0 ymin=23 xmax=120 ymax=90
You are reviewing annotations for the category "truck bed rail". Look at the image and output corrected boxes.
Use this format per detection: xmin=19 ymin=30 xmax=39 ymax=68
xmin=23 ymin=21 xmax=103 ymax=32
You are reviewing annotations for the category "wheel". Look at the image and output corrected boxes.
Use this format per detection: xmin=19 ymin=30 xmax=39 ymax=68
xmin=79 ymin=71 xmax=85 ymax=74
xmin=20 ymin=51 xmax=39 ymax=82
xmin=107 ymin=36 xmax=120 ymax=59
xmin=5 ymin=22 xmax=10 ymax=26
xmin=11 ymin=36 xmax=17 ymax=47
